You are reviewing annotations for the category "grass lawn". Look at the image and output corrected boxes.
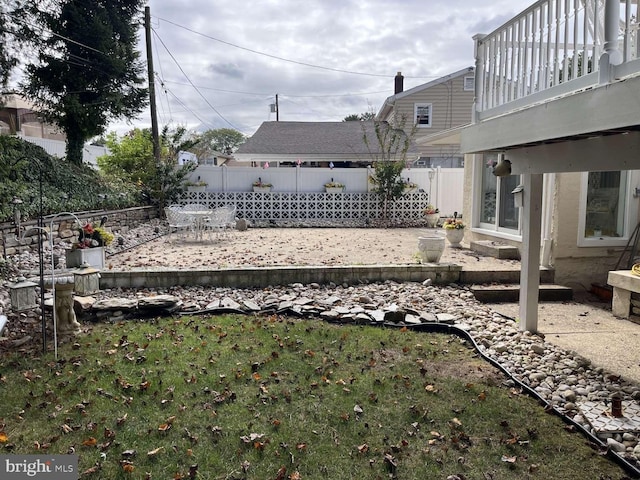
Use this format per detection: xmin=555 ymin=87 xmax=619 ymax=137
xmin=0 ymin=314 xmax=632 ymax=479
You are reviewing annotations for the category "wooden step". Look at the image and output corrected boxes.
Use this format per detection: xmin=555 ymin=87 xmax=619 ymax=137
xmin=471 ymin=284 xmax=573 ymax=303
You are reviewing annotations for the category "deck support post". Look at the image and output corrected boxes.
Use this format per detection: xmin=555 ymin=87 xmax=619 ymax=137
xmin=519 ymin=173 xmax=543 ymax=332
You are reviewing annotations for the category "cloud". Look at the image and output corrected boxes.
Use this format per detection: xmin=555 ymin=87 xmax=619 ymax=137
xmin=119 ymin=0 xmax=534 ymax=136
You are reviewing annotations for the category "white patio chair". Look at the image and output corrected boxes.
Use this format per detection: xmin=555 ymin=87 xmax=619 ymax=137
xmin=219 ymin=204 xmax=237 ymax=239
xmin=202 ymin=207 xmax=227 ymax=241
xmin=165 ymin=207 xmax=194 ymax=242
xmin=182 ymin=203 xmax=207 ymax=211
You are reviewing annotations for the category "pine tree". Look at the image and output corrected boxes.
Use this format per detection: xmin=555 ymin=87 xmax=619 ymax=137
xmin=22 ymin=0 xmax=148 ymax=164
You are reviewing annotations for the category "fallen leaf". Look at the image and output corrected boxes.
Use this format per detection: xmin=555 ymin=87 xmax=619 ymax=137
xmin=289 ymin=471 xmax=301 ymax=480
xmin=357 ymin=443 xmax=369 ymax=454
xmin=82 ymin=437 xmax=97 ymax=447
xmin=501 ymin=455 xmax=517 ymax=463
xmin=275 ymin=466 xmax=287 ymax=480
xmin=158 ymin=423 xmax=171 ymax=433
xmin=147 ymin=447 xmax=164 ymax=457
xmin=0 ymin=432 xmax=8 ymax=443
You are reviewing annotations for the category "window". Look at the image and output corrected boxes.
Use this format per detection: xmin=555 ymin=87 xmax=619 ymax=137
xmin=478 ymin=153 xmax=520 ymax=232
xmin=414 ymin=103 xmax=432 ymax=127
xmin=463 ymin=76 xmax=474 ymax=91
xmin=579 ymin=170 xmax=635 ymax=246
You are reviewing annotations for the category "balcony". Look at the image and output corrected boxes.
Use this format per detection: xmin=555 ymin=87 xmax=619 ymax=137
xmin=462 ymin=0 xmax=640 ymax=171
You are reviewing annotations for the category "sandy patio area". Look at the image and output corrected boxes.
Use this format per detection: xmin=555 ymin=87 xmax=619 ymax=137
xmin=106 ymin=227 xmax=521 ymax=271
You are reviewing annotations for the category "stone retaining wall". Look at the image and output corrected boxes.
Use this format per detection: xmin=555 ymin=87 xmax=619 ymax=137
xmin=1 ymin=206 xmax=159 ymax=257
xmin=99 ymin=264 xmax=464 ymax=289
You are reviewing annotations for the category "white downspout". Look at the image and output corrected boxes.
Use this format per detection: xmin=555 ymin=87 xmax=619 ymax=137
xmin=541 ymin=173 xmax=555 ymax=267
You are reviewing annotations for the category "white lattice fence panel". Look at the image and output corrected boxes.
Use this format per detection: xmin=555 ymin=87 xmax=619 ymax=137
xmin=179 ymin=192 xmax=430 ymax=223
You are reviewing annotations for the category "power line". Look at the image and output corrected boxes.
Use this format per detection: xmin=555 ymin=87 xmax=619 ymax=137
xmin=161 ymin=79 xmax=389 ymax=99
xmin=152 ymin=27 xmax=239 ymax=131
xmin=162 ymin=86 xmax=215 ymax=130
xmin=154 ymin=15 xmax=437 ymax=80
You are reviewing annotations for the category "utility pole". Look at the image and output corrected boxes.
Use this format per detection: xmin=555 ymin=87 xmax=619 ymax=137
xmin=144 ymin=6 xmax=160 ymax=162
xmin=275 ymin=94 xmax=279 ymax=121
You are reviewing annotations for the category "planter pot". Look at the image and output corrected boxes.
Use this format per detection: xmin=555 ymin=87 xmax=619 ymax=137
xmin=424 ymin=213 xmax=439 ymax=228
xmin=253 ymin=186 xmax=272 ymax=192
xmin=445 ymin=228 xmax=465 ymax=248
xmin=187 ymin=185 xmax=206 ymax=192
xmin=325 ymin=187 xmax=344 ymax=193
xmin=418 ymin=236 xmax=445 ymax=263
xmin=66 ymin=247 xmax=105 ymax=269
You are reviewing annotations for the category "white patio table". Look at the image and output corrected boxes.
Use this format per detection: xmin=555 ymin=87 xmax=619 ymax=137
xmin=182 ymin=210 xmax=214 ymax=241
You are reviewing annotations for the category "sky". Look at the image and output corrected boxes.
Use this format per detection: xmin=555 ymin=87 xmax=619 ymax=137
xmin=114 ymin=0 xmax=535 ymax=137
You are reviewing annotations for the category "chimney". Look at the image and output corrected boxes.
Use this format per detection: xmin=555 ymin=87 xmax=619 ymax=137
xmin=394 ymin=71 xmax=404 ymax=94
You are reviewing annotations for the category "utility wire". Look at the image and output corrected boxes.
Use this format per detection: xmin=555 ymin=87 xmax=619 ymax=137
xmin=152 ymin=27 xmax=239 ymax=130
xmin=161 ymin=79 xmax=389 ymax=99
xmin=163 ymin=86 xmax=215 ymax=130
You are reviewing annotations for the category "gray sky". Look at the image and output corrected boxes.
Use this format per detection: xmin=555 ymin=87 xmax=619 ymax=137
xmin=120 ymin=0 xmax=534 ymax=137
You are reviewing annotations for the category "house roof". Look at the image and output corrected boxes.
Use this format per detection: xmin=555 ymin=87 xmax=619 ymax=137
xmin=234 ymin=121 xmax=419 ymax=162
xmin=376 ymin=67 xmax=475 ymax=120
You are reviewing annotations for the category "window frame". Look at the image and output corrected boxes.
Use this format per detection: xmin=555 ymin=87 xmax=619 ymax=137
xmin=577 ymin=170 xmax=636 ymax=247
xmin=463 ymin=76 xmax=475 ymax=91
xmin=414 ymin=103 xmax=432 ymax=128
xmin=473 ymin=153 xmax=522 ymax=238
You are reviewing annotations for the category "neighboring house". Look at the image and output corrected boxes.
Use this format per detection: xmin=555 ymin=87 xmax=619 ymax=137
xmin=419 ymin=0 xmax=640 ymax=332
xmin=0 ymin=93 xmax=107 ymax=166
xmin=0 ymin=93 xmax=64 ymax=140
xmin=376 ymin=67 xmax=475 ymax=168
xmin=202 ymin=150 xmax=234 ymax=166
xmin=233 ymin=120 xmax=420 ymax=167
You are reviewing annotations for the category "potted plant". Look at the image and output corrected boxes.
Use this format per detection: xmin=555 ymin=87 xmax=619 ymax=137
xmin=403 ymin=179 xmax=419 ymax=194
xmin=253 ymin=177 xmax=272 ymax=192
xmin=442 ymin=214 xmax=465 ymax=248
xmin=324 ymin=178 xmax=345 ymax=193
xmin=65 ymin=219 xmax=115 ymax=268
xmin=186 ymin=180 xmax=208 ymax=192
xmin=423 ymin=204 xmax=440 ymax=228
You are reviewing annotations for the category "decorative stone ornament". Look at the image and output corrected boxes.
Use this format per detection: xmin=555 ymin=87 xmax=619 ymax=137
xmin=9 ymin=276 xmax=38 ymax=312
xmin=73 ymin=262 xmax=101 ymax=296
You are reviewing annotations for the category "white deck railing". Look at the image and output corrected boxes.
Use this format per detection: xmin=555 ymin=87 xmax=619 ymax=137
xmin=473 ymin=0 xmax=640 ymax=120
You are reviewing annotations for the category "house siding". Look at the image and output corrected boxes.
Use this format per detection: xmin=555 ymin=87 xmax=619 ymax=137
xmin=382 ymin=74 xmax=474 ymax=159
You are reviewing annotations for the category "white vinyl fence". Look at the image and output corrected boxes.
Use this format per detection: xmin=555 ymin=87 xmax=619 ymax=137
xmin=190 ymin=166 xmax=464 ymax=218
xmin=17 ymin=134 xmax=107 ymax=167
